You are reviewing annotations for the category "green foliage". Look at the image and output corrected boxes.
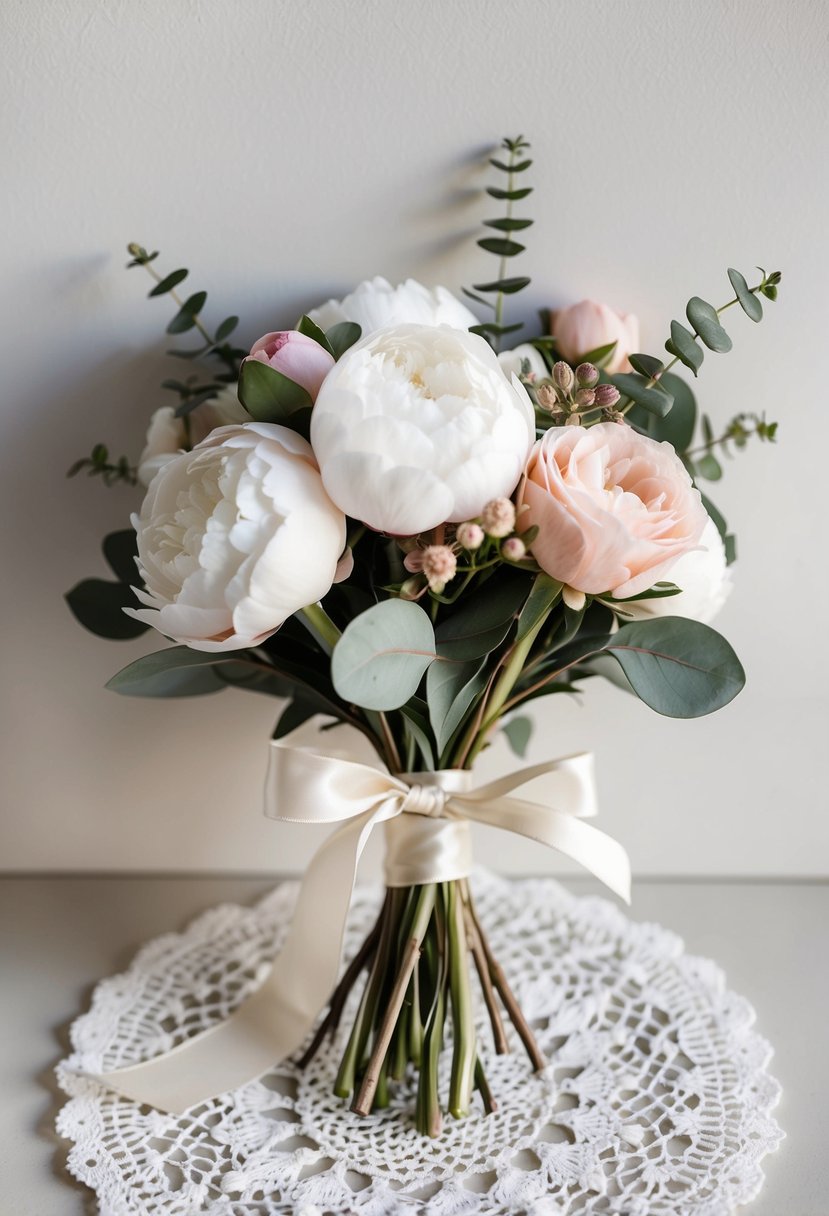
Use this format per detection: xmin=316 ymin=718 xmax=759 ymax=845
xmin=626 ymin=372 xmax=697 ymax=451
xmin=67 ymin=443 xmax=137 ymax=487
xmin=462 ymin=136 xmax=533 ymax=347
xmin=502 ymin=715 xmax=533 ymax=758
xmin=326 ymin=321 xmax=362 ymax=360
xmin=433 ymin=572 xmax=528 ymax=660
xmin=65 ymin=529 xmax=148 ymax=639
xmin=296 ymin=314 xmax=335 ymax=355
xmin=427 ymin=657 xmax=487 ymax=757
xmin=237 ymin=357 xmax=312 ymax=423
xmin=605 ymin=618 xmax=745 ymax=717
xmin=686 ymin=297 xmax=733 ymax=353
xmin=609 ymin=372 xmax=673 ymax=418
xmin=727 ymin=268 xmax=763 ymax=322
xmin=331 ymin=599 xmax=437 ymax=711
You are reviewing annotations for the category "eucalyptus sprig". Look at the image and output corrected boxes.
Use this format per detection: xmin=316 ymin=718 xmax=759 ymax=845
xmin=463 ymin=136 xmax=533 ymax=349
xmin=67 ymin=443 xmax=137 ymax=487
xmin=686 ymin=411 xmax=778 ymax=482
xmin=126 ymin=243 xmax=247 ymax=417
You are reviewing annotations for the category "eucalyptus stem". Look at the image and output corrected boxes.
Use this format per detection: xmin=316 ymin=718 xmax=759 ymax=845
xmin=447 ymin=882 xmax=476 ymax=1118
xmin=298 ymin=602 xmax=341 ymax=653
xmin=139 ymin=259 xmax=216 ymax=349
xmin=493 ymin=155 xmax=516 ymax=338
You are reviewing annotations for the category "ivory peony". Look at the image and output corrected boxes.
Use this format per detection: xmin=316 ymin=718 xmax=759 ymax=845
xmin=619 ymin=517 xmax=733 ymax=624
xmin=126 ymin=424 xmax=346 ymax=651
xmin=310 ymin=324 xmax=535 ymax=535
xmin=307 ymin=276 xmax=477 ymax=336
xmin=517 ymin=422 xmax=707 ymax=598
xmin=137 ymin=386 xmax=249 ymax=487
xmin=553 ymin=300 xmax=639 ymax=374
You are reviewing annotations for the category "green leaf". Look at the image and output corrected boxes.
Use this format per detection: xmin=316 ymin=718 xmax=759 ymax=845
xmin=326 ymin=321 xmax=362 ymax=360
xmin=427 ymin=657 xmax=486 ymax=757
xmin=472 ymin=276 xmax=531 ymax=294
xmin=666 ymin=321 xmax=704 ymax=375
xmin=482 ymin=218 xmax=534 ymax=232
xmin=469 ymin=322 xmax=524 ymax=338
xmin=696 ymin=452 xmax=723 ymax=481
xmin=686 ymin=298 xmax=733 ymax=353
xmin=477 ymin=237 xmax=525 ymax=258
xmin=461 ymin=288 xmax=494 ymax=309
xmin=166 ymin=291 xmax=207 ymax=334
xmin=502 ymin=715 xmax=533 ymax=758
xmin=237 ymin=358 xmax=312 ymax=422
xmin=628 ymin=353 xmax=664 ymax=380
xmin=727 ymin=268 xmax=763 ymax=322
xmin=627 ymin=372 xmax=697 ymax=452
xmin=102 ymin=530 xmax=138 ymax=584
xmin=331 ymin=599 xmax=436 ymax=711
xmin=106 ymin=647 xmax=237 ymax=697
xmin=489 ymin=157 xmax=532 ymax=172
xmin=610 ymin=373 xmax=674 ymax=418
xmin=575 ymin=340 xmax=618 ymax=367
xmin=516 ymin=573 xmax=562 ymax=641
xmin=296 ymin=314 xmax=335 ymax=355
xmin=273 ymin=698 xmax=324 ymax=739
xmin=400 ymin=704 xmax=436 ymax=771
xmin=149 ymin=269 xmax=188 ymax=297
xmin=605 ymin=618 xmax=745 ymax=717
xmin=486 ymin=186 xmax=533 ymax=201
xmin=215 ymin=315 xmax=240 ymax=341
xmin=65 ymin=580 xmax=149 ymax=640
xmin=435 ymin=572 xmax=528 ymax=660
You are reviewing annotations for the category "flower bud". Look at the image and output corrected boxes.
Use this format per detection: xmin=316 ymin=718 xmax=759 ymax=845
xmin=594 ymin=383 xmax=621 ymax=407
xmin=536 ymin=384 xmax=559 ymax=413
xmin=456 ymin=521 xmax=485 ymax=551
xmin=481 ymin=497 xmax=517 ymax=538
xmin=552 ymin=361 xmax=574 ymax=395
xmin=575 ymin=362 xmax=600 ymax=388
xmin=501 ymin=536 xmax=526 ymax=561
xmin=421 ymin=544 xmax=457 ymax=592
xmin=574 ymin=388 xmax=596 ymax=408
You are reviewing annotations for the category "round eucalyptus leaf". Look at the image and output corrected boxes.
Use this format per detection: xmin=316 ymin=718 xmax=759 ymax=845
xmin=332 ymin=599 xmax=436 ymax=711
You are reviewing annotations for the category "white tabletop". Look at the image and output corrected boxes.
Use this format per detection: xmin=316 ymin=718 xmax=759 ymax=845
xmin=1 ymin=875 xmax=825 ymax=1215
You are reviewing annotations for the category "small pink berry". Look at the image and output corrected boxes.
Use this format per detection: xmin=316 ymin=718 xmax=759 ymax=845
xmin=421 ymin=545 xmax=457 ymax=592
xmin=501 ymin=537 xmax=527 ymax=561
xmin=456 ymin=521 xmax=485 ymax=551
xmin=481 ymin=497 xmax=516 ymax=538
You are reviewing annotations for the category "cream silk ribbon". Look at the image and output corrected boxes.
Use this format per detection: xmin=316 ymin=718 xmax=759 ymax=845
xmin=97 ymin=743 xmax=630 ymax=1113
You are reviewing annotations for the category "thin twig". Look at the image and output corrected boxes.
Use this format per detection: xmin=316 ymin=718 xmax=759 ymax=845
xmin=464 ymin=902 xmax=509 ymax=1055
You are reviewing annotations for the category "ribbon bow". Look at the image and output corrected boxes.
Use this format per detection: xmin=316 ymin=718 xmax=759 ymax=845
xmin=98 ymin=743 xmax=630 ymax=1113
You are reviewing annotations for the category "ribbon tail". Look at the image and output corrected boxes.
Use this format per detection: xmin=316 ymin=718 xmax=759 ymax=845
xmin=96 ymin=805 xmax=388 ymax=1113
xmin=460 ymin=798 xmax=631 ymax=904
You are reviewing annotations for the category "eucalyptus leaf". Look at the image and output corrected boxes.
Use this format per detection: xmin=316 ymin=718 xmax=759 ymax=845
xmin=626 ymin=372 xmax=696 ymax=452
xmin=666 ymin=321 xmax=704 ymax=375
xmin=166 ymin=291 xmax=207 ymax=334
xmin=400 ymin=704 xmax=436 ymax=771
xmin=237 ymin=358 xmax=312 ymax=422
xmin=686 ymin=298 xmax=732 ymax=353
xmin=610 ymin=373 xmax=673 ymax=418
xmin=435 ymin=572 xmax=528 ymax=660
xmin=102 ymin=530 xmax=139 ymax=584
xmin=482 ymin=218 xmax=534 ymax=232
xmin=728 ymin=268 xmax=763 ymax=322
xmin=605 ymin=618 xmax=744 ymax=717
xmin=628 ymin=353 xmax=665 ymax=380
xmin=472 ymin=276 xmax=531 ymax=293
xmin=331 ymin=599 xmax=436 ymax=711
xmin=149 ymin=269 xmax=188 ymax=297
xmin=696 ymin=453 xmax=723 ymax=481
xmin=486 ymin=186 xmax=533 ymax=200
xmin=427 ymin=658 xmax=486 ymax=757
xmin=516 ymin=573 xmax=562 ymax=641
xmin=575 ymin=340 xmax=618 ymax=367
xmin=273 ymin=698 xmax=325 ymax=739
xmin=477 ymin=237 xmax=525 ymax=258
xmin=106 ymin=647 xmax=236 ymax=697
xmin=215 ymin=315 xmax=240 ymax=341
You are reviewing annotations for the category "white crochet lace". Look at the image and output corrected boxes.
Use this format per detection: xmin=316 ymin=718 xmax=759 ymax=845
xmin=56 ymin=872 xmax=782 ymax=1215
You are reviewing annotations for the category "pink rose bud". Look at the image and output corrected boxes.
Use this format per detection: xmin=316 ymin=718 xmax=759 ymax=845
xmin=574 ymin=388 xmax=596 ymax=408
xmin=553 ymin=300 xmax=640 ymax=375
xmin=456 ymin=521 xmax=485 ymax=550
xmin=247 ymin=330 xmax=335 ymax=401
xmin=594 ymin=383 xmax=621 ymax=407
xmin=552 ymin=361 xmax=574 ymax=394
xmin=481 ymin=497 xmax=517 ymax=538
xmin=575 ymin=362 xmax=600 ymax=388
xmin=501 ymin=536 xmax=526 ymax=561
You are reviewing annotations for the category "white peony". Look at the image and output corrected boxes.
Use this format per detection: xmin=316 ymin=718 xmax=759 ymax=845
xmin=497 ymin=343 xmax=549 ymax=383
xmin=126 ymin=424 xmax=346 ymax=651
xmin=310 ymin=323 xmax=535 ymax=535
xmin=618 ymin=517 xmax=733 ymax=624
xmin=137 ymin=385 xmax=249 ymax=487
xmin=307 ymin=276 xmax=477 ymax=337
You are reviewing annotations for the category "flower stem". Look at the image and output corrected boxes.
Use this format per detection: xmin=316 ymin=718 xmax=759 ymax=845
xmin=298 ymin=601 xmax=341 ymax=654
xmin=447 ymin=882 xmax=476 ymax=1118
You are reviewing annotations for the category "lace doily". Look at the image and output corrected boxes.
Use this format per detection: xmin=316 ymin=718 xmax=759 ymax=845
xmin=56 ymin=872 xmax=782 ymax=1215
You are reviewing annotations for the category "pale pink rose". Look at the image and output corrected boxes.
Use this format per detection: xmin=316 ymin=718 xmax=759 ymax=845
xmin=247 ymin=330 xmax=335 ymax=399
xmin=517 ymin=423 xmax=707 ymax=598
xmin=553 ymin=300 xmax=639 ymax=374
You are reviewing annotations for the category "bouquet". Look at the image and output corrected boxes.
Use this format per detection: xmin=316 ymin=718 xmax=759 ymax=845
xmin=67 ymin=136 xmax=780 ymax=1135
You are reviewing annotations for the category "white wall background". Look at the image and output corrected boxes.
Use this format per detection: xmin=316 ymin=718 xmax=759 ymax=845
xmin=1 ymin=0 xmax=827 ymax=876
